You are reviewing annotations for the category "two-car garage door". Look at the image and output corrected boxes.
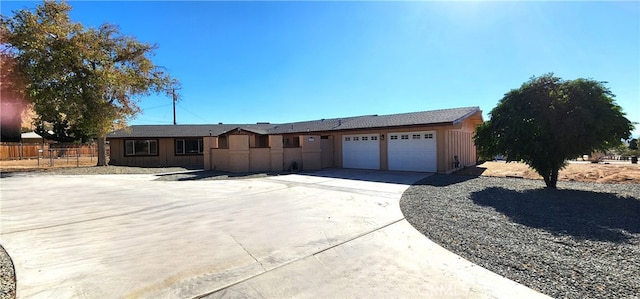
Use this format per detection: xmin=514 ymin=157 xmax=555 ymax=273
xmin=342 ymin=131 xmax=436 ymax=172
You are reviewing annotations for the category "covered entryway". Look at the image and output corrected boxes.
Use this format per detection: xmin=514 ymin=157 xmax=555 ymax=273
xmin=342 ymin=134 xmax=380 ymax=169
xmin=388 ymin=131 xmax=437 ymax=172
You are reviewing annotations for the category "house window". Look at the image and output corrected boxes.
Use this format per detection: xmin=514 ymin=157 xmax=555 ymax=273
xmin=345 ymin=137 xmax=351 ymax=141
xmin=218 ymin=136 xmax=228 ymax=149
xmin=390 ymin=135 xmax=398 ymax=140
xmin=176 ymin=138 xmax=203 ymax=155
xmin=353 ymin=137 xmax=359 ymax=141
xmin=425 ymin=133 xmax=434 ymax=139
xmin=284 ymin=136 xmax=300 ymax=148
xmin=125 ymin=139 xmax=158 ymax=156
xmin=362 ymin=136 xmax=368 ymax=141
xmin=254 ymin=135 xmax=269 ymax=148
xmin=371 ymin=136 xmax=378 ymax=141
xmin=412 ymin=134 xmax=421 ymax=139
xmin=401 ymin=135 xmax=409 ymax=140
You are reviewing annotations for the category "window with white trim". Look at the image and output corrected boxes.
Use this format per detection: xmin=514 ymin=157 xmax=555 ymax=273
xmin=125 ymin=139 xmax=158 ymax=156
xmin=390 ymin=135 xmax=398 ymax=140
xmin=362 ymin=136 xmax=368 ymax=141
xmin=353 ymin=136 xmax=359 ymax=141
xmin=401 ymin=135 xmax=409 ymax=140
xmin=345 ymin=137 xmax=351 ymax=141
xmin=371 ymin=136 xmax=378 ymax=141
xmin=412 ymin=134 xmax=421 ymax=139
xmin=176 ymin=138 xmax=203 ymax=155
xmin=425 ymin=133 xmax=434 ymax=139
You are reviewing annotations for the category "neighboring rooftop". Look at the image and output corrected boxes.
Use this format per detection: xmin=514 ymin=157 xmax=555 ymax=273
xmin=107 ymin=106 xmax=481 ymax=138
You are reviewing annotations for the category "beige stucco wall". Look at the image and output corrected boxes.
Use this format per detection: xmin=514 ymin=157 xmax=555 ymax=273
xmin=249 ymin=148 xmax=271 ymax=172
xmin=300 ymin=135 xmax=321 ymax=171
xmin=211 ymin=148 xmax=229 ymax=171
xmin=283 ymin=148 xmax=302 ymax=170
xmin=269 ymin=135 xmax=284 ymax=171
xmin=320 ymin=136 xmax=334 ymax=168
xmin=228 ymin=135 xmax=250 ymax=172
xmin=206 ymin=134 xmax=286 ymax=172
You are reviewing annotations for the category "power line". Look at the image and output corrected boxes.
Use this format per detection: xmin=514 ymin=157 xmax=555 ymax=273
xmin=176 ymin=103 xmax=209 ymax=123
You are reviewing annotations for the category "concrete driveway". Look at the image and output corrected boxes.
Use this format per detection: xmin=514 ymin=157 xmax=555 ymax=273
xmin=0 ymin=169 xmax=547 ymax=298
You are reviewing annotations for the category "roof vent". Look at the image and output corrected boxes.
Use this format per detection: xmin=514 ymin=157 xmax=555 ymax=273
xmin=338 ymin=119 xmax=342 ymax=126
xmin=218 ymin=122 xmax=223 ymax=125
xmin=256 ymin=122 xmax=270 ymax=124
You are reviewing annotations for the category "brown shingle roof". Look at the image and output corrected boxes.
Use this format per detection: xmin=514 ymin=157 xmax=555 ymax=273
xmin=107 ymin=106 xmax=481 ymax=138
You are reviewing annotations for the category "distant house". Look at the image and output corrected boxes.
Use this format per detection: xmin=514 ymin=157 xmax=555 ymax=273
xmin=107 ymin=106 xmax=483 ymax=173
xmin=20 ymin=131 xmax=54 ymax=144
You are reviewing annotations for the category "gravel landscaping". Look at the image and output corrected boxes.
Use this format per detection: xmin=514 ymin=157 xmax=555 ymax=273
xmin=0 ymin=245 xmax=15 ymax=299
xmin=401 ymin=175 xmax=640 ymax=299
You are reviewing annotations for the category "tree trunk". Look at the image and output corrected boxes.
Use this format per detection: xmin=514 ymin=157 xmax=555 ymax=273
xmin=96 ymin=136 xmax=108 ymax=166
xmin=549 ymin=168 xmax=558 ymax=189
xmin=542 ymin=168 xmax=559 ymax=189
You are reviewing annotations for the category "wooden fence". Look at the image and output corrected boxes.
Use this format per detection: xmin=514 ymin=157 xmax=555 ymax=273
xmin=0 ymin=143 xmax=109 ymax=160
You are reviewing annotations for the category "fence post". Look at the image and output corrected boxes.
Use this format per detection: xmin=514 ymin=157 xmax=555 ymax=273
xmin=50 ymin=148 xmax=54 ymax=167
xmin=76 ymin=148 xmax=79 ymax=167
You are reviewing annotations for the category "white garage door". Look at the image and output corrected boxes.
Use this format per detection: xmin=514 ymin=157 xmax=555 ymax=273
xmin=388 ymin=131 xmax=436 ymax=172
xmin=342 ymin=134 xmax=380 ymax=170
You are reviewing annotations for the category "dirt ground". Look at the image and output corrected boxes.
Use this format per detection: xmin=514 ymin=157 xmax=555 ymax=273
xmin=457 ymin=161 xmax=640 ymax=184
xmin=2 ymin=158 xmax=639 ymax=184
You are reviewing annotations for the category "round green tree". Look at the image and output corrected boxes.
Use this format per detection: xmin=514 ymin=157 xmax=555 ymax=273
xmin=474 ymin=74 xmax=633 ymax=189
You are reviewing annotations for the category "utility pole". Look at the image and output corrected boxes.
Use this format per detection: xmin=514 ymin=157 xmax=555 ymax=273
xmin=172 ymin=88 xmax=177 ymax=125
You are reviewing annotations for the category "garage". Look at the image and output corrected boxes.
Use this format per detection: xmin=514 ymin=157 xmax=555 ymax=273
xmin=388 ymin=131 xmax=436 ymax=172
xmin=342 ymin=134 xmax=380 ymax=169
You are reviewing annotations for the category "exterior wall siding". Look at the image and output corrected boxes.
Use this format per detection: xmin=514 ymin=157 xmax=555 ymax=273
xmin=109 ymin=138 xmax=203 ymax=167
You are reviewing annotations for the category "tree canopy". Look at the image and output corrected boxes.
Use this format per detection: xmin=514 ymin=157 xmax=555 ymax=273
xmin=1 ymin=0 xmax=179 ymax=165
xmin=474 ymin=74 xmax=633 ymax=188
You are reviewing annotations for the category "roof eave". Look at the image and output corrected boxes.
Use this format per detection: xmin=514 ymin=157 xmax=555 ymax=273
xmin=451 ymin=107 xmax=482 ymax=125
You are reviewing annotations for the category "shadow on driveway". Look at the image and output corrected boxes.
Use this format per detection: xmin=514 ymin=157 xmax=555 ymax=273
xmin=153 ymin=170 xmax=287 ymax=181
xmin=293 ymin=169 xmax=431 ymax=185
xmin=155 ymin=168 xmax=432 ymax=185
xmin=470 ymin=187 xmax=640 ymax=243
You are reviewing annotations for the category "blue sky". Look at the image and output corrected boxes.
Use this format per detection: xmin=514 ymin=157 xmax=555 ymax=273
xmin=3 ymin=1 xmax=639 ymax=137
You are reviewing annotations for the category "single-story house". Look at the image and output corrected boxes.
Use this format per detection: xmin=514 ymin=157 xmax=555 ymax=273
xmin=21 ymin=131 xmax=55 ymax=144
xmin=106 ymin=106 xmax=483 ymax=173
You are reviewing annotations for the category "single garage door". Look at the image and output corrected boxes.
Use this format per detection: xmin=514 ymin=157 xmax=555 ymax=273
xmin=342 ymin=134 xmax=380 ymax=169
xmin=388 ymin=131 xmax=436 ymax=172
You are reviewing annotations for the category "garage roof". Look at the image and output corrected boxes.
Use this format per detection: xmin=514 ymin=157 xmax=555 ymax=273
xmin=107 ymin=106 xmax=481 ymax=138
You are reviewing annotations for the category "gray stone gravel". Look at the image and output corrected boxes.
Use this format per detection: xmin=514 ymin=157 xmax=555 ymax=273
xmin=401 ymin=175 xmax=640 ymax=299
xmin=0 ymin=244 xmax=15 ymax=299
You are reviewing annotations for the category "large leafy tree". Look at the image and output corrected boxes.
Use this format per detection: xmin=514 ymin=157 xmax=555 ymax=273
xmin=1 ymin=1 xmax=179 ymax=165
xmin=474 ymin=74 xmax=633 ymax=189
